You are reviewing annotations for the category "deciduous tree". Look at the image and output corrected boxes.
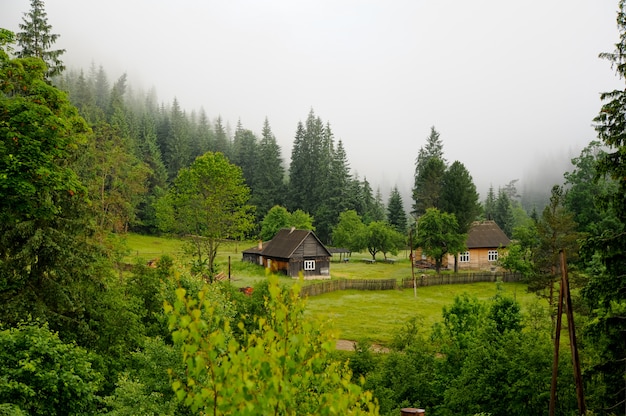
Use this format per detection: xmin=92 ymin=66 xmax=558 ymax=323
xmin=415 ymin=208 xmax=466 ymax=273
xmin=156 ymin=152 xmax=253 ymax=280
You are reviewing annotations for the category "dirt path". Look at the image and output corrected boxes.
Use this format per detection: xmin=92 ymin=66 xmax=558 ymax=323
xmin=335 ymin=339 xmax=389 ymax=353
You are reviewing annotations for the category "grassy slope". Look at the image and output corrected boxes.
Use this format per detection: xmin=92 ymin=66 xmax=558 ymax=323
xmin=125 ymin=233 xmax=542 ymax=345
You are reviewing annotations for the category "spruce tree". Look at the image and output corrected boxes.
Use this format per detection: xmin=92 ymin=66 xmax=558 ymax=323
xmin=253 ymin=118 xmax=286 ymax=219
xmin=440 ymin=161 xmax=481 ymax=233
xmin=16 ymin=0 xmax=65 ymax=79
xmin=412 ymin=126 xmax=447 ymax=215
xmin=484 ymin=185 xmax=496 ymax=220
xmin=493 ymin=188 xmax=515 ymax=237
xmin=387 ymin=186 xmax=407 ymax=233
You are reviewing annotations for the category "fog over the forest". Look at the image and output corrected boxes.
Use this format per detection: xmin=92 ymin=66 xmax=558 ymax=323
xmin=3 ymin=0 xmax=622 ymax=210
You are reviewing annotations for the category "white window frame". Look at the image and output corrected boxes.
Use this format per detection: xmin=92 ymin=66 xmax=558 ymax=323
xmin=459 ymin=251 xmax=470 ymax=263
xmin=304 ymin=260 xmax=315 ymax=271
xmin=488 ymin=250 xmax=498 ymax=262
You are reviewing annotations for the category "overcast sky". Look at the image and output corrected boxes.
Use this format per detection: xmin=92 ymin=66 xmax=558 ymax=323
xmin=2 ymin=0 xmax=623 ymax=201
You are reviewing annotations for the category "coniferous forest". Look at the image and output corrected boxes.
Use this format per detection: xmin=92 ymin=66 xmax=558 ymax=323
xmin=1 ymin=1 xmax=626 ymax=415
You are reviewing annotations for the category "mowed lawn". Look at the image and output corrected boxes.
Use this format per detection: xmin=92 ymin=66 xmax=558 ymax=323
xmin=303 ymin=281 xmax=539 ymax=346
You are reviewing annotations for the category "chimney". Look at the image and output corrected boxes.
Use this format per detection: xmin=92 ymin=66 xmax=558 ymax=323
xmin=258 ymin=240 xmax=262 ymax=250
xmin=290 ymin=226 xmax=295 ymax=233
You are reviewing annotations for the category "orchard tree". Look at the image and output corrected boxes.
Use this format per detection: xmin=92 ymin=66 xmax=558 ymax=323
xmin=156 ymin=152 xmax=254 ymax=280
xmin=415 ymin=208 xmax=466 ymax=273
xmin=364 ymin=221 xmax=405 ymax=261
xmin=332 ymin=210 xmax=367 ymax=252
xmin=16 ymin=0 xmax=65 ymax=79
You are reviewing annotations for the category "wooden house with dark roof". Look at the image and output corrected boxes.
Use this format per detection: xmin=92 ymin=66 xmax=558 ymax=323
xmin=448 ymin=220 xmax=511 ymax=271
xmin=242 ymin=228 xmax=331 ymax=279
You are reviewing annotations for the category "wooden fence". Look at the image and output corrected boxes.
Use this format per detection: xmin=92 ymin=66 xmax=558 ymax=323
xmin=299 ymin=272 xmax=522 ymax=297
xmin=299 ymin=279 xmax=398 ymax=297
xmin=401 ymin=272 xmax=522 ymax=288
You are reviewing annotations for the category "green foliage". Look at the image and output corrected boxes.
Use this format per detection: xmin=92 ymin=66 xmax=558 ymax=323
xmin=102 ymin=337 xmax=183 ymax=416
xmin=364 ymin=221 xmax=405 ymax=261
xmin=157 ymin=151 xmax=254 ymax=279
xmin=440 ymin=160 xmax=481 ymax=234
xmin=165 ymin=276 xmax=377 ymax=415
xmin=493 ymin=188 xmax=515 ymax=237
xmin=415 ymin=208 xmax=466 ymax=272
xmin=386 ymin=186 xmax=408 ymax=233
xmin=0 ymin=321 xmax=102 ymax=416
xmin=260 ymin=205 xmax=315 ymax=241
xmin=16 ymin=0 xmax=65 ymax=79
xmin=250 ymin=118 xmax=286 ymax=219
xmin=413 ymin=156 xmax=446 ymax=216
xmin=332 ymin=209 xmax=367 ymax=251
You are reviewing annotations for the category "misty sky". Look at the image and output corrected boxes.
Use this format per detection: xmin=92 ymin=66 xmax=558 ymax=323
xmin=2 ymin=0 xmax=623 ymax=201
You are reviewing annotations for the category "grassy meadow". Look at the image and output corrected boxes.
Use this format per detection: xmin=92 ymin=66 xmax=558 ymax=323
xmin=124 ymin=233 xmax=542 ymax=346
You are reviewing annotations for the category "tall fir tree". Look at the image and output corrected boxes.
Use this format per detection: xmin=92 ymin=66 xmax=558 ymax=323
xmin=164 ymin=98 xmax=191 ymax=180
xmin=252 ymin=118 xmax=286 ymax=221
xmin=213 ymin=116 xmax=231 ymax=159
xmin=483 ymin=185 xmax=496 ymax=220
xmin=493 ymin=188 xmax=515 ymax=237
xmin=232 ymin=121 xmax=259 ymax=189
xmin=412 ymin=126 xmax=447 ymax=216
xmin=387 ymin=186 xmax=408 ymax=233
xmin=440 ymin=161 xmax=481 ymax=233
xmin=16 ymin=0 xmax=65 ymax=79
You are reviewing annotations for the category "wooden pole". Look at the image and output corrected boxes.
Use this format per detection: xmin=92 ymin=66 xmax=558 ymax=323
xmin=410 ymin=228 xmax=416 ymax=298
xmin=560 ymin=250 xmax=586 ymax=415
xmin=549 ymin=265 xmax=565 ymax=416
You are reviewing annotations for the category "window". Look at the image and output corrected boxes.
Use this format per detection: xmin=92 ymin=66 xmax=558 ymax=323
xmin=304 ymin=260 xmax=315 ymax=271
xmin=459 ymin=251 xmax=470 ymax=262
xmin=488 ymin=250 xmax=498 ymax=262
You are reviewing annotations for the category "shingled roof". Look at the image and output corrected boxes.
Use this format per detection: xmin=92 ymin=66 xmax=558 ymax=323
xmin=466 ymin=221 xmax=511 ymax=249
xmin=246 ymin=228 xmax=331 ymax=259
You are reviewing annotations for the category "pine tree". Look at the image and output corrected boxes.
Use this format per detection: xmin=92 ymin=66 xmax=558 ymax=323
xmin=164 ymin=98 xmax=191 ymax=180
xmin=231 ymin=122 xmax=259 ymax=188
xmin=387 ymin=186 xmax=407 ymax=233
xmin=412 ymin=126 xmax=447 ymax=215
xmin=16 ymin=0 xmax=65 ymax=79
xmin=213 ymin=116 xmax=231 ymax=158
xmin=440 ymin=161 xmax=481 ymax=233
xmin=484 ymin=185 xmax=496 ymax=220
xmin=253 ymin=118 xmax=286 ymax=219
xmin=494 ymin=188 xmax=514 ymax=237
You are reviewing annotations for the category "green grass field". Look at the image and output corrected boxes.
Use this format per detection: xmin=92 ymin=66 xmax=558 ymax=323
xmin=303 ymin=281 xmax=537 ymax=345
xmin=124 ymin=233 xmax=541 ymax=346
